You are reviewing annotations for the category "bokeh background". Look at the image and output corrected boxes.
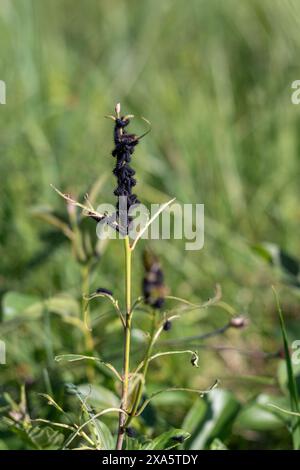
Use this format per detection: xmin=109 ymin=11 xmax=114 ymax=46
xmin=1 ymin=0 xmax=300 ymax=450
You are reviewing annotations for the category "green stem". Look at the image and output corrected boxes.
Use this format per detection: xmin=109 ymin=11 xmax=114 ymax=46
xmin=81 ymin=263 xmax=94 ymax=350
xmin=125 ymin=309 xmax=156 ymax=427
xmin=116 ymin=236 xmax=132 ymax=450
xmin=81 ymin=263 xmax=94 ymax=381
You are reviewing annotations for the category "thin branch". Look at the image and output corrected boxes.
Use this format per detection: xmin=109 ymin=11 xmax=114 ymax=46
xmin=63 ymin=408 xmax=128 ymax=449
xmin=134 ymin=380 xmax=219 ymax=417
xmin=130 ymin=198 xmax=176 ymax=251
xmin=161 ymin=322 xmax=231 ymax=346
xmin=268 ymin=403 xmax=300 ymax=418
xmin=84 ymin=292 xmax=125 ymax=328
xmin=51 ymin=184 xmax=123 ymax=233
xmin=148 ymin=349 xmax=199 ymax=365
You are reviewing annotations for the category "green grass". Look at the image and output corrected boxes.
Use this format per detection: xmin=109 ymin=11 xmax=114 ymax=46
xmin=1 ymin=0 xmax=300 ymax=450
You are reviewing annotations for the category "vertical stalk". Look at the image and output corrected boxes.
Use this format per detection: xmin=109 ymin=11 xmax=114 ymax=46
xmin=81 ymin=263 xmax=94 ymax=381
xmin=126 ymin=310 xmax=156 ymax=426
xmin=81 ymin=263 xmax=94 ymax=351
xmin=116 ymin=236 xmax=132 ymax=450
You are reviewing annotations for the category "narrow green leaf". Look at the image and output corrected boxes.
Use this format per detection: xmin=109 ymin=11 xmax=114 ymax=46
xmin=273 ymin=287 xmax=300 ymax=449
xmin=210 ymin=438 xmax=228 ymax=450
xmin=183 ymin=389 xmax=240 ymax=450
xmin=55 ymin=355 xmax=122 ymax=381
xmin=236 ymin=394 xmax=288 ymax=431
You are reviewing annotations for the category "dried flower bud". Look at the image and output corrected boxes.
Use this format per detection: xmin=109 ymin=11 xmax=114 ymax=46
xmin=115 ymin=102 xmax=121 ymax=116
xmin=96 ymin=287 xmax=113 ymax=296
xmin=229 ymin=316 xmax=248 ymax=329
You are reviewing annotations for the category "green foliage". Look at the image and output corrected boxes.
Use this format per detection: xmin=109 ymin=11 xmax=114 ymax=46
xmin=235 ymin=394 xmax=288 ymax=432
xmin=182 ymin=389 xmax=240 ymax=449
xmin=142 ymin=429 xmax=190 ymax=450
xmin=273 ymin=289 xmax=300 ymax=449
xmin=0 ymin=0 xmax=300 ymax=451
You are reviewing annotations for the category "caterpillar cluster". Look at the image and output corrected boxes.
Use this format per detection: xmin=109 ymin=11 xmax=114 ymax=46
xmin=142 ymin=249 xmax=167 ymax=310
xmin=112 ymin=116 xmax=140 ymax=229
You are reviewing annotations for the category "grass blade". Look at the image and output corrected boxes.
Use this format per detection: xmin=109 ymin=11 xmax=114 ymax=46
xmin=272 ymin=287 xmax=300 ymax=449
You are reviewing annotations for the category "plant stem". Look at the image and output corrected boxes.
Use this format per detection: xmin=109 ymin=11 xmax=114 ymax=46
xmin=126 ymin=310 xmax=156 ymax=427
xmin=81 ymin=263 xmax=94 ymax=381
xmin=116 ymin=236 xmax=132 ymax=450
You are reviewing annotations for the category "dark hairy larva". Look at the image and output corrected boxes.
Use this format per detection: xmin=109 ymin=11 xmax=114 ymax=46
xmin=96 ymin=287 xmax=113 ymax=296
xmin=142 ymin=249 xmax=167 ymax=310
xmin=163 ymin=319 xmax=172 ymax=331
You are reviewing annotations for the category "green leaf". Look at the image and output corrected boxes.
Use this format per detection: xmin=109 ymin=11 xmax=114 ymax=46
xmin=277 ymin=360 xmax=300 ymax=396
xmin=6 ymin=420 xmax=64 ymax=450
xmin=46 ymin=295 xmax=79 ymax=317
xmin=2 ymin=292 xmax=79 ymax=321
xmin=76 ymin=384 xmax=119 ymax=409
xmin=235 ymin=394 xmax=288 ymax=431
xmin=182 ymin=389 xmax=240 ymax=450
xmin=273 ymin=288 xmax=300 ymax=449
xmin=142 ymin=428 xmax=190 ymax=450
xmin=28 ymin=426 xmax=64 ymax=450
xmin=95 ymin=420 xmax=115 ymax=450
xmin=210 ymin=438 xmax=228 ymax=450
xmin=125 ymin=437 xmax=143 ymax=450
xmin=55 ymin=355 xmax=121 ymax=381
xmin=2 ymin=292 xmax=42 ymax=320
xmin=252 ymin=244 xmax=300 ymax=287
xmin=38 ymin=394 xmax=65 ymax=413
xmin=64 ymin=383 xmax=116 ymax=449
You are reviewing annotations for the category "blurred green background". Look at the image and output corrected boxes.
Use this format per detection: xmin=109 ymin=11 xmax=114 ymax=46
xmin=1 ymin=0 xmax=300 ymax=450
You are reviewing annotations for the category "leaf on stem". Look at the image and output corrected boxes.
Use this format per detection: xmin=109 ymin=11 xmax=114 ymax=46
xmin=32 ymin=419 xmax=75 ymax=432
xmin=163 ymin=284 xmax=223 ymax=318
xmin=84 ymin=291 xmax=125 ymax=327
xmin=55 ymin=354 xmax=122 ymax=382
xmin=272 ymin=287 xmax=300 ymax=449
xmin=38 ymin=394 xmax=65 ymax=413
xmin=148 ymin=350 xmax=199 ymax=368
xmin=63 ymin=408 xmax=127 ymax=449
xmin=30 ymin=206 xmax=74 ymax=240
xmin=51 ymin=184 xmax=120 ymax=231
